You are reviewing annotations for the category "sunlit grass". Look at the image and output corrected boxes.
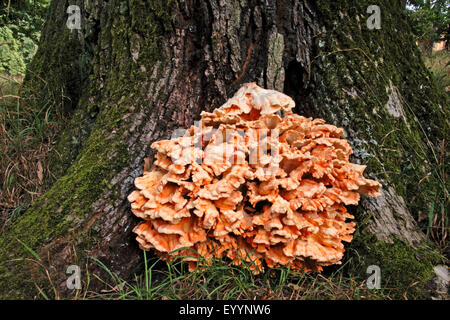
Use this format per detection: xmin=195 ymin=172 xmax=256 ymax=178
xmin=0 ymin=72 xmax=64 ymax=230
xmin=424 ymin=50 xmax=450 ymax=93
xmin=77 ymin=251 xmax=389 ymax=300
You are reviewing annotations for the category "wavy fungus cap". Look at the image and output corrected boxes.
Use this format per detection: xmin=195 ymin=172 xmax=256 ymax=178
xmin=128 ymin=82 xmax=382 ymax=273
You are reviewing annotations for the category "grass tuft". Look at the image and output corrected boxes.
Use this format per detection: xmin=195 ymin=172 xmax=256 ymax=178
xmin=0 ymin=72 xmax=65 ymax=230
xmin=79 ymin=250 xmax=390 ymax=300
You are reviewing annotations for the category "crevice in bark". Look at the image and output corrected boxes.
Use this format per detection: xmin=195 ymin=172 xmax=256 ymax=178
xmin=284 ymin=60 xmax=313 ymax=117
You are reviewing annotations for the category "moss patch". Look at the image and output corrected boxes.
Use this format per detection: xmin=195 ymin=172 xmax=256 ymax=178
xmin=345 ymin=232 xmax=442 ymax=299
xmin=302 ymin=0 xmax=448 ymax=298
xmin=309 ymin=0 xmax=448 ymax=231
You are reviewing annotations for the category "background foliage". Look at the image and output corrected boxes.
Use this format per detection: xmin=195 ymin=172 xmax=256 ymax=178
xmin=407 ymin=0 xmax=449 ymax=50
xmin=0 ymin=0 xmax=49 ymax=75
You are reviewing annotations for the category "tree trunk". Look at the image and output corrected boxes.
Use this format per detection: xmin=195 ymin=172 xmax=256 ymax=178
xmin=0 ymin=0 xmax=447 ymax=299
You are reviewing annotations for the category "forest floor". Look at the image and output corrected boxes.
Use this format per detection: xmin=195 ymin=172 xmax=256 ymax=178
xmin=0 ymin=50 xmax=448 ymax=300
xmin=0 ymin=72 xmax=63 ymax=233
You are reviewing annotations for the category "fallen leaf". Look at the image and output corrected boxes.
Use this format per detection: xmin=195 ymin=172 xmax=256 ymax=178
xmin=37 ymin=160 xmax=43 ymax=184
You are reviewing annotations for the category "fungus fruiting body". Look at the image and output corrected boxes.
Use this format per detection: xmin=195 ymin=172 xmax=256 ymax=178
xmin=128 ymin=82 xmax=381 ymax=273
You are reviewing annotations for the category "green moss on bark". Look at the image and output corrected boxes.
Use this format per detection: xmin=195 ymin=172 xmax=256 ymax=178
xmin=307 ymin=0 xmax=448 ymax=297
xmin=24 ymin=0 xmax=87 ymax=114
xmin=0 ymin=105 xmax=133 ymax=298
xmin=0 ymin=0 xmax=175 ymax=299
xmin=346 ymin=232 xmax=442 ymax=299
xmin=311 ymin=1 xmax=448 ymax=213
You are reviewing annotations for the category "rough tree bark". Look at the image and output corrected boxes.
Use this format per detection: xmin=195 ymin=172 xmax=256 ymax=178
xmin=0 ymin=0 xmax=447 ymax=299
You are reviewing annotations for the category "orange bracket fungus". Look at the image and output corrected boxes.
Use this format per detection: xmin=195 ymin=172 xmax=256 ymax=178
xmin=128 ymin=82 xmax=382 ymax=273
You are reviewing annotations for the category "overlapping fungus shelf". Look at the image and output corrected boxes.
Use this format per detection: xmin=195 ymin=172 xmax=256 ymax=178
xmin=128 ymin=82 xmax=382 ymax=273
